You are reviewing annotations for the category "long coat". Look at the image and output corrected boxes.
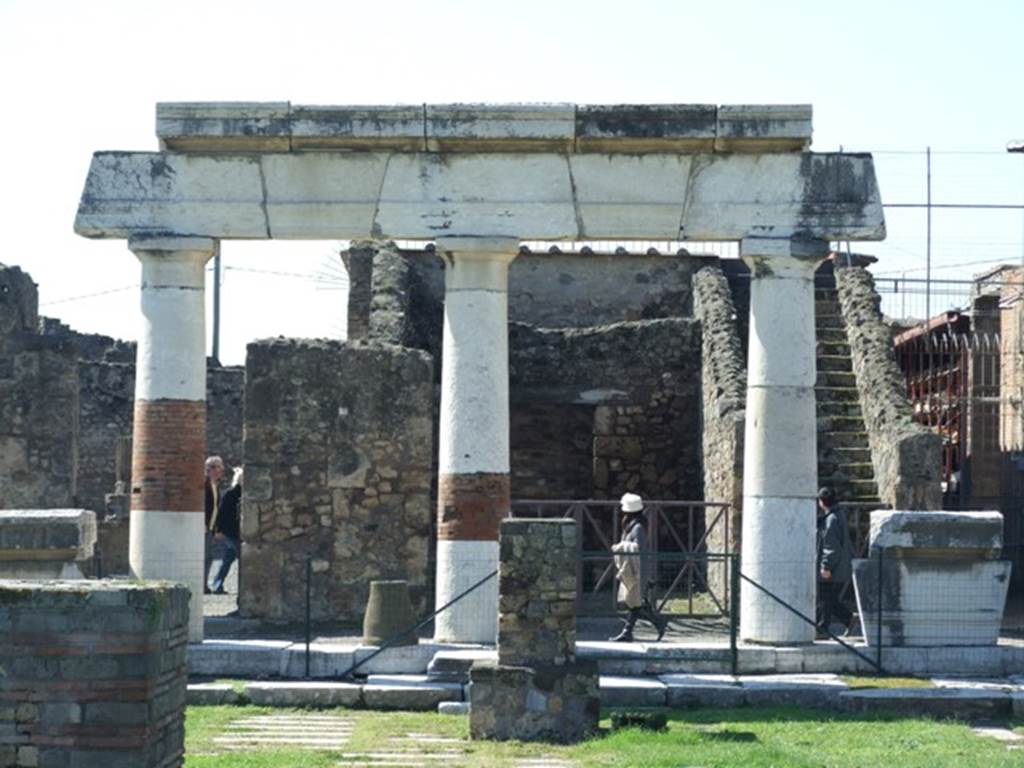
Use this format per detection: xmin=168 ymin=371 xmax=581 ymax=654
xmin=612 ymin=517 xmax=649 ymax=608
xmin=817 ymin=507 xmax=853 ymax=584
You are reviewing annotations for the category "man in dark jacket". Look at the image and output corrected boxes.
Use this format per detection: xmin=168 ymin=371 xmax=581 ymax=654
xmin=816 ymin=486 xmax=854 ymax=636
xmin=203 ymin=456 xmax=225 ymax=594
xmin=209 ymin=467 xmax=242 ymax=595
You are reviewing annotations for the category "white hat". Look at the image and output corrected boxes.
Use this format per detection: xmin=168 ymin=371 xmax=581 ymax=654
xmin=620 ymin=493 xmax=644 ymax=513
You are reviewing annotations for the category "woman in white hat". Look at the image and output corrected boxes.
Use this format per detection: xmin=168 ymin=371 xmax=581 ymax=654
xmin=609 ymin=493 xmax=667 ymax=642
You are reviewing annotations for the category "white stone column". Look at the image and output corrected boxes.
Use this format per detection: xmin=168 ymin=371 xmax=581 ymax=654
xmin=434 ymin=236 xmax=518 ymax=644
xmin=739 ymin=237 xmax=827 ymax=644
xmin=127 ymin=235 xmax=216 ymax=643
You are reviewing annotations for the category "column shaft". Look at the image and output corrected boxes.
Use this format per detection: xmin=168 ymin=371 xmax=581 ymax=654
xmin=434 ymin=237 xmax=518 ymax=644
xmin=128 ymin=236 xmax=215 ymax=644
xmin=739 ymin=240 xmax=825 ymax=644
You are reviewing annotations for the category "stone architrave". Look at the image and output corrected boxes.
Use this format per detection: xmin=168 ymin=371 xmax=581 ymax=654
xmin=127 ymin=235 xmax=216 ymax=643
xmin=434 ymin=237 xmax=518 ymax=645
xmin=739 ymin=237 xmax=828 ymax=644
xmin=852 ymin=510 xmax=1011 ymax=646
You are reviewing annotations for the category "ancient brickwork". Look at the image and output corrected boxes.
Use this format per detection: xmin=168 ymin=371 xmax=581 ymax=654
xmin=693 ymin=264 xmax=746 ymax=560
xmin=0 ymin=580 xmax=189 ymax=767
xmin=241 ymin=338 xmax=434 ymax=623
xmin=509 ymin=319 xmax=702 ymax=500
xmin=834 ymin=265 xmax=943 ymax=509
xmin=470 ymin=518 xmax=599 ymax=743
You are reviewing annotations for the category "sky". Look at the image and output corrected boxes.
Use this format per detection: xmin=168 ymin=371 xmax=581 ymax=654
xmin=1 ymin=0 xmax=1022 ymax=363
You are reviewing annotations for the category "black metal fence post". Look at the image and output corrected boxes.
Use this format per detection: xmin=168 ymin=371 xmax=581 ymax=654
xmin=305 ymin=550 xmax=312 ymax=679
xmin=95 ymin=545 xmax=103 ymax=580
xmin=729 ymin=552 xmax=739 ymax=676
xmin=875 ymin=548 xmax=884 ymax=671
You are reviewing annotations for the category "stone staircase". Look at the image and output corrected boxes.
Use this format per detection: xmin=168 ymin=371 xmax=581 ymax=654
xmin=814 ymin=273 xmax=882 ymax=506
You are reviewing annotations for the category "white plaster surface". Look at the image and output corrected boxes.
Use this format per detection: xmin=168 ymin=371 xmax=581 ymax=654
xmin=433 ymin=539 xmax=498 ymax=645
xmin=745 ymin=274 xmax=817 ymax=387
xmin=75 ymin=151 xmax=885 ymax=242
xmin=739 ymin=495 xmax=817 ymax=644
xmin=741 ymin=388 xmax=818 ymax=497
xmin=130 ymin=509 xmax=205 ymax=642
xmin=437 ymin=248 xmax=516 ymax=477
xmin=131 ymin=241 xmax=213 ymax=401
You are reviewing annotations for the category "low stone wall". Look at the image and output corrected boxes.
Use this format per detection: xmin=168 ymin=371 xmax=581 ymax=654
xmin=693 ymin=265 xmax=745 ymax=564
xmin=834 ymin=265 xmax=943 ymax=509
xmin=0 ymin=580 xmax=189 ymax=767
xmin=241 ymin=338 xmax=434 ymax=624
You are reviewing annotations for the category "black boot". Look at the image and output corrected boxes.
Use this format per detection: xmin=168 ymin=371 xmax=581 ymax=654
xmin=609 ymin=626 xmax=634 ymax=642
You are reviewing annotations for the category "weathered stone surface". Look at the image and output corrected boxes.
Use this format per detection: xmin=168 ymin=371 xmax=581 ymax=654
xmin=363 ymin=676 xmax=463 ymax=710
xmin=739 ymin=674 xmax=847 ymax=708
xmin=0 ymin=580 xmax=189 ymax=767
xmin=438 ymin=701 xmax=471 ymax=715
xmin=469 ymin=661 xmax=600 ymax=743
xmin=244 ymin=681 xmax=362 ymax=708
xmin=599 ymin=675 xmax=668 ymax=708
xmin=186 ymin=683 xmax=240 ymax=706
xmin=0 ymin=510 xmax=96 ymax=579
xmin=834 ymin=265 xmax=942 ymax=509
xmin=838 ymin=687 xmax=1012 ymax=719
xmin=240 ymin=338 xmax=433 ymax=623
xmin=187 ymin=640 xmax=290 ymax=678
xmin=715 ymin=104 xmax=812 ymax=152
xmin=428 ymin=649 xmax=498 ymax=683
xmin=869 ymin=510 xmax=1003 ymax=556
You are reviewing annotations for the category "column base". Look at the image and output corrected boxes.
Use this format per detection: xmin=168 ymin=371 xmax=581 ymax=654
xmin=434 ymin=539 xmax=498 ymax=644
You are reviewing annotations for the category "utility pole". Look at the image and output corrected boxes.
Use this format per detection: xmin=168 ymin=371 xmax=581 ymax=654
xmin=211 ymin=244 xmax=221 ymax=364
xmin=1009 ymin=141 xmax=1024 ymax=265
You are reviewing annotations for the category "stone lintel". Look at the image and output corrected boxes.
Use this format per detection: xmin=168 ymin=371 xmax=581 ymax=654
xmin=154 ymin=102 xmax=812 ymax=154
xmin=75 ymin=151 xmax=885 ymax=242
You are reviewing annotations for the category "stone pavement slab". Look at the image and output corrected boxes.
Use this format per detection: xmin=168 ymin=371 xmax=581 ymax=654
xmin=839 ymin=687 xmax=1012 ymax=719
xmin=187 ymin=682 xmax=240 ymax=706
xmin=598 ymin=675 xmax=667 ymax=707
xmin=244 ymin=681 xmax=363 ymax=707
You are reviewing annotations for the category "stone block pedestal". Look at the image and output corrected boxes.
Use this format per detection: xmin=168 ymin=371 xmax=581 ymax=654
xmin=0 ymin=509 xmax=96 ymax=579
xmin=469 ymin=661 xmax=600 ymax=743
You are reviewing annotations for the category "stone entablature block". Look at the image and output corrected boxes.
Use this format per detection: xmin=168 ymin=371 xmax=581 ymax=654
xmin=869 ymin=510 xmax=1003 ymax=557
xmin=157 ymin=102 xmax=810 ymax=154
xmin=0 ymin=510 xmax=96 ymax=579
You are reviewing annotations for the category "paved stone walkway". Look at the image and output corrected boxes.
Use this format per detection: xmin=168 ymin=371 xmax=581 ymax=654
xmin=214 ymin=713 xmax=355 ymax=750
xmin=971 ymin=723 xmax=1024 ymax=751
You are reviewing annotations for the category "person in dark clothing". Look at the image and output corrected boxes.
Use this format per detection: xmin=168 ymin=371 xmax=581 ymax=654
xmin=609 ymin=493 xmax=668 ymax=642
xmin=816 ymin=486 xmax=854 ymax=636
xmin=203 ymin=456 xmax=225 ymax=595
xmin=209 ymin=466 xmax=242 ymax=595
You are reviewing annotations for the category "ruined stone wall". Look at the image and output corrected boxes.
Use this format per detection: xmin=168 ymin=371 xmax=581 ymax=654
xmin=835 ymin=264 xmax=943 ymax=509
xmin=241 ymin=338 xmax=434 ymax=624
xmin=509 ymin=318 xmax=702 ymax=500
xmin=74 ymin=362 xmax=244 ymax=516
xmin=0 ymin=266 xmax=79 ymax=509
xmin=693 ymin=264 xmax=745 ymax=559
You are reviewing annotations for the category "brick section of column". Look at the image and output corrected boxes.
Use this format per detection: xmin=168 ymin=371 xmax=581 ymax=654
xmin=0 ymin=581 xmax=189 ymax=767
xmin=131 ymin=399 xmax=205 ymax=513
xmin=437 ymin=472 xmax=510 ymax=541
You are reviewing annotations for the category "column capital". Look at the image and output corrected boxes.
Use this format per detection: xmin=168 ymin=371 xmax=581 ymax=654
xmin=128 ymin=235 xmax=218 ymax=260
xmin=436 ymin=236 xmax=519 ymax=263
xmin=740 ymin=237 xmax=828 ymax=278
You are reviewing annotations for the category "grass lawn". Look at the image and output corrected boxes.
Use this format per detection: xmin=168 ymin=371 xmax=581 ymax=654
xmin=186 ymin=705 xmax=1024 ymax=767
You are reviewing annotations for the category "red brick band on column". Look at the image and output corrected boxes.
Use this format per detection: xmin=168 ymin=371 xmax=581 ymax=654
xmin=437 ymin=472 xmax=510 ymax=541
xmin=131 ymin=399 xmax=205 ymax=513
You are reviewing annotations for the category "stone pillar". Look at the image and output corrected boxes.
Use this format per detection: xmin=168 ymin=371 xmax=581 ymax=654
xmin=739 ymin=237 xmax=827 ymax=644
xmin=434 ymin=236 xmax=518 ymax=644
xmin=128 ymin=235 xmax=216 ymax=643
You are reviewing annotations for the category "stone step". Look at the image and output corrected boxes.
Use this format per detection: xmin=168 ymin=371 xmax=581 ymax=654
xmin=817 ymin=431 xmax=872 ymax=449
xmin=816 ymin=315 xmax=845 ymax=330
xmin=817 ymin=401 xmax=865 ymax=418
xmin=819 ymin=478 xmax=880 ymax=498
xmin=816 ymin=355 xmax=854 ymax=373
xmin=820 ymin=446 xmax=873 ymax=465
xmin=818 ymin=416 xmax=869 ymax=433
xmin=818 ymin=341 xmax=852 ymax=357
xmin=816 ymin=462 xmax=876 ymax=480
xmin=815 ymin=387 xmax=862 ymax=407
xmin=817 ymin=370 xmax=857 ymax=388
xmin=816 ymin=328 xmax=848 ymax=343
